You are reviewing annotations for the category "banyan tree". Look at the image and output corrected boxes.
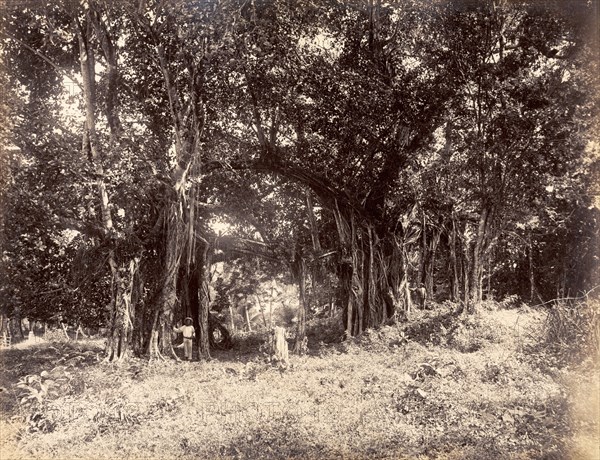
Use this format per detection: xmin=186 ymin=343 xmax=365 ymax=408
xmin=2 ymin=0 xmax=595 ymax=361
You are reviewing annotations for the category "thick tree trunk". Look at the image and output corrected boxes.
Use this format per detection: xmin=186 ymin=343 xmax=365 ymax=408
xmin=132 ymin=271 xmax=147 ymax=355
xmin=140 ymin=12 xmax=209 ymax=361
xmin=105 ymin=260 xmax=138 ymax=361
xmin=148 ymin=206 xmax=182 ymax=361
xmin=18 ymin=317 xmax=24 ymax=339
xmin=181 ymin=260 xmax=227 ymax=354
xmin=335 ymin=206 xmax=402 ymax=336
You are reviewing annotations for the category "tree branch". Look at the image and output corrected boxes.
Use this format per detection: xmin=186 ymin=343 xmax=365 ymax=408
xmin=1 ymin=30 xmax=83 ymax=92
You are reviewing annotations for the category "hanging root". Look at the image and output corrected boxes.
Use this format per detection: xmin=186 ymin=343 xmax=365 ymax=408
xmin=148 ymin=330 xmax=166 ymax=361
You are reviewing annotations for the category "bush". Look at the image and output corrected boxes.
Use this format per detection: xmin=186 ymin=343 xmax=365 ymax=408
xmin=15 ymin=366 xmax=72 ymax=433
xmin=306 ymin=315 xmax=344 ymax=347
xmin=500 ymin=294 xmax=523 ymax=309
xmin=543 ymin=297 xmax=599 ymax=362
xmin=233 ymin=330 xmax=270 ymax=354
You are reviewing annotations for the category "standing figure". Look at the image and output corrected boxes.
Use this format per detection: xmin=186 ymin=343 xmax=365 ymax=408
xmin=173 ymin=317 xmax=195 ymax=361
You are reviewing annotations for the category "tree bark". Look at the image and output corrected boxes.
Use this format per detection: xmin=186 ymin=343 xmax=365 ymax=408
xmin=423 ymin=226 xmax=441 ymax=301
xmin=468 ymin=207 xmax=492 ymax=312
xmin=197 ymin=242 xmax=212 ymax=360
xmin=335 ymin=205 xmax=404 ymax=336
xmin=137 ymin=10 xmax=210 ymax=361
xmin=448 ymin=215 xmax=461 ymax=302
xmin=245 ymin=305 xmax=252 ymax=331
xmin=528 ymin=231 xmax=542 ymax=303
xmin=229 ymin=302 xmax=236 ymax=333
xmin=77 ymin=11 xmax=136 ymax=361
xmin=293 ymin=257 xmax=307 ymax=354
xmin=256 ymin=295 xmax=268 ymax=328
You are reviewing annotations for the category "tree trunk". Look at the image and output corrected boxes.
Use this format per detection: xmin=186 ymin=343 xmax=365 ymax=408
xmin=245 ymin=305 xmax=252 ymax=331
xmin=182 ymin=264 xmax=199 ymax=343
xmin=105 ymin=260 xmax=138 ymax=361
xmin=448 ymin=215 xmax=461 ymax=302
xmin=528 ymin=232 xmax=542 ymax=304
xmin=132 ymin=272 xmax=147 ymax=355
xmin=229 ymin=302 xmax=235 ymax=333
xmin=463 ymin=240 xmax=471 ymax=313
xmin=77 ymin=13 xmax=135 ymax=361
xmin=293 ymin=258 xmax=307 ymax=354
xmin=196 ymin=242 xmax=212 ymax=360
xmin=137 ymin=11 xmax=209 ymax=361
xmin=423 ymin=226 xmax=441 ymax=302
xmin=0 ymin=314 xmax=7 ymax=338
xmin=256 ymin=295 xmax=268 ymax=328
xmin=148 ymin=200 xmax=185 ymax=361
xmin=269 ymin=288 xmax=273 ymax=329
xmin=468 ymin=207 xmax=492 ymax=313
xmin=417 ymin=210 xmax=426 ymax=289
xmin=334 ymin=205 xmax=401 ymax=336
xmin=0 ymin=315 xmax=9 ymax=348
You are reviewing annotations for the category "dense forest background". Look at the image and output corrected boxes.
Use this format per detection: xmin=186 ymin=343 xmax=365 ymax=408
xmin=0 ymin=0 xmax=598 ymax=361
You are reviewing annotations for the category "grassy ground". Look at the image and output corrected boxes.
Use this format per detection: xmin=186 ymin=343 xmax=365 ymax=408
xmin=0 ymin=304 xmax=598 ymax=460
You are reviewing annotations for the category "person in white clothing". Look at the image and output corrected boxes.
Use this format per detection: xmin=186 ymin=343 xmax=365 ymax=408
xmin=173 ymin=317 xmax=195 ymax=360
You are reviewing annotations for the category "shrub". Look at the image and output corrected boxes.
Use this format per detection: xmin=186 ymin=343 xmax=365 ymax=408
xmin=233 ymin=330 xmax=269 ymax=354
xmin=306 ymin=315 xmax=344 ymax=347
xmin=543 ymin=297 xmax=599 ymax=362
xmin=447 ymin=315 xmax=507 ymax=353
xmin=15 ymin=366 xmax=72 ymax=433
xmin=500 ymin=294 xmax=522 ymax=309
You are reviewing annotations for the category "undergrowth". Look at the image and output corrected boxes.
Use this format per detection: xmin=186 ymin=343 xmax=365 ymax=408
xmin=542 ymin=297 xmax=599 ymax=364
xmin=0 ymin=303 xmax=597 ymax=460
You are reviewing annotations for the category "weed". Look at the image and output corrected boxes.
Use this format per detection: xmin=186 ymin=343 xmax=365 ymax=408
xmin=0 ymin=308 xmax=597 ymax=460
xmin=14 ymin=366 xmax=71 ymax=433
xmin=543 ymin=298 xmax=599 ymax=363
xmin=501 ymin=294 xmax=523 ymax=309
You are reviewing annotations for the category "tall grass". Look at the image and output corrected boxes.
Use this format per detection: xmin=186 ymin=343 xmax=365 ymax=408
xmin=543 ymin=297 xmax=599 ymax=363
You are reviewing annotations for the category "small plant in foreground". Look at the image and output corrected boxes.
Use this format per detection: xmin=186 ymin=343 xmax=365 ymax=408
xmin=15 ymin=366 xmax=72 ymax=433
